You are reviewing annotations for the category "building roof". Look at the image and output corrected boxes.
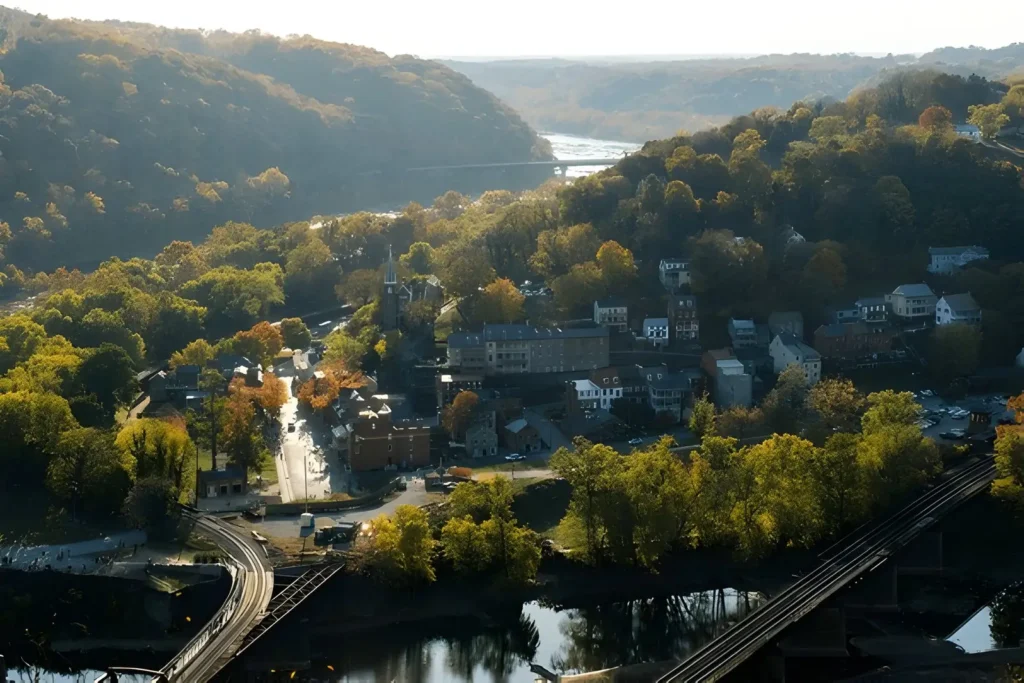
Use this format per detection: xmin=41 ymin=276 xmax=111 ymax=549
xmin=659 ymin=258 xmax=688 ymax=268
xmin=892 ymin=283 xmax=935 ymax=298
xmin=855 ymin=296 xmax=886 ymax=308
xmin=448 ymin=332 xmax=483 ymax=349
xmin=939 ymin=292 xmax=981 ymax=313
xmin=480 ymin=324 xmax=609 ymax=342
xmin=649 ymin=373 xmax=694 ymax=391
xmin=729 ymin=318 xmax=756 ymax=330
xmin=643 ymin=318 xmax=668 ymax=328
xmin=928 ymin=245 xmax=989 ymax=256
xmin=505 ymin=418 xmax=530 ymax=434
xmin=198 ymin=467 xmax=245 ymax=483
xmin=774 ymin=333 xmax=821 ymax=360
xmin=572 ymin=379 xmax=600 ymax=393
xmin=717 ymin=359 xmax=746 ymax=375
xmin=595 ymin=295 xmax=628 ymax=308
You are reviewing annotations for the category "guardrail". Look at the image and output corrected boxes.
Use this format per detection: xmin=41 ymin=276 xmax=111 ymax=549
xmin=156 ymin=518 xmax=243 ymax=681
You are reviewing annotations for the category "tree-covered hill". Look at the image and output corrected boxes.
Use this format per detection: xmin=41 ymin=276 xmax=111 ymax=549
xmin=446 ymin=48 xmax=1024 ymax=142
xmin=0 ymin=7 xmax=551 ymax=272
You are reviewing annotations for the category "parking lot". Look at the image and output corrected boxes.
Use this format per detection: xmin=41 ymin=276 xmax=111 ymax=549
xmin=913 ymin=390 xmax=1013 ymax=444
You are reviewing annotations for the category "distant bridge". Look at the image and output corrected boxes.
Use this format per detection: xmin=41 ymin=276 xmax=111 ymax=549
xmin=358 ymin=157 xmax=624 ymax=177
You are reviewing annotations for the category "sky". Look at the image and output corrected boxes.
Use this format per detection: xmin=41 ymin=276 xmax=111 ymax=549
xmin=13 ymin=0 xmax=1024 ymax=59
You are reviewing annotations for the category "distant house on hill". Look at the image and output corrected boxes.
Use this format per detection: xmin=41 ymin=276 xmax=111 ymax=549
xmin=886 ymin=284 xmax=937 ymax=321
xmin=658 ymin=258 xmax=691 ymax=291
xmin=927 ymin=246 xmax=989 ymax=274
xmin=936 ymin=293 xmax=982 ymax=326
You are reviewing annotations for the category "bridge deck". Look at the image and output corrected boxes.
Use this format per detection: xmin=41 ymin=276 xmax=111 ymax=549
xmin=404 ymin=158 xmax=622 ymax=171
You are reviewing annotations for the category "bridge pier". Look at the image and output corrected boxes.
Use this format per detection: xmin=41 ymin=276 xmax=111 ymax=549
xmin=843 ymin=562 xmax=899 ymax=612
xmin=897 ymin=531 xmax=944 ymax=575
xmin=777 ymin=607 xmax=848 ymax=658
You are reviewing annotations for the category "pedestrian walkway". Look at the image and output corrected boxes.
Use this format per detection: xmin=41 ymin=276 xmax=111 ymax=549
xmin=0 ymin=529 xmax=147 ymax=572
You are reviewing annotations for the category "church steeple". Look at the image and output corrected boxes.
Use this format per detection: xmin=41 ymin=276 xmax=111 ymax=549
xmin=384 ymin=245 xmax=397 ymax=285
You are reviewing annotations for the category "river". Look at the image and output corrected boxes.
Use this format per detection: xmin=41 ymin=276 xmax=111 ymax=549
xmin=542 ymin=133 xmax=642 ymax=178
xmin=236 ymin=588 xmax=763 ymax=682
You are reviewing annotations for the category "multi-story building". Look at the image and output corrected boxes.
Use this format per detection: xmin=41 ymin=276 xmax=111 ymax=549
xmin=936 ymin=293 xmax=982 ymax=326
xmin=569 ymin=379 xmax=601 ymax=412
xmin=813 ymin=322 xmax=897 ymax=359
xmin=465 ymin=410 xmax=498 ymax=459
xmin=715 ymin=360 xmax=753 ymax=408
xmin=668 ymin=295 xmax=700 ymax=344
xmin=886 ymin=284 xmax=937 ymax=321
xmin=348 ymin=408 xmax=432 ymax=472
xmin=593 ymin=296 xmax=629 ymax=332
xmin=648 ymin=372 xmax=699 ymax=423
xmin=587 ymin=366 xmax=623 ymax=410
xmin=826 ymin=303 xmax=860 ymax=325
xmin=447 ymin=325 xmax=610 ymax=375
xmin=728 ymin=318 xmax=758 ymax=348
xmin=927 ymin=246 xmax=989 ymax=274
xmin=435 ymin=373 xmax=484 ymax=409
xmin=769 ymin=333 xmax=822 ymax=385
xmin=659 ymin=258 xmax=691 ymax=291
xmin=855 ymin=296 xmax=889 ymax=323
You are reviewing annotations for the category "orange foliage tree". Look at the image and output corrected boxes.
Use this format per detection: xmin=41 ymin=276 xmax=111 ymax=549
xmin=297 ymin=363 xmax=366 ymax=410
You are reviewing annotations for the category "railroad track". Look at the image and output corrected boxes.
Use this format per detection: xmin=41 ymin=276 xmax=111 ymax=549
xmin=159 ymin=514 xmax=273 ymax=683
xmin=657 ymin=456 xmax=996 ymax=683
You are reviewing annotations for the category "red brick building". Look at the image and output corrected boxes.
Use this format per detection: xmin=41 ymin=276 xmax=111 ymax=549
xmin=813 ymin=322 xmax=896 ymax=359
xmin=349 ymin=410 xmax=432 ymax=472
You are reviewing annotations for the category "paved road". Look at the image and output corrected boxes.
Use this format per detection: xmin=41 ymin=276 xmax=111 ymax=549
xmin=164 ymin=515 xmax=273 ymax=682
xmin=250 ymin=478 xmax=432 ymax=538
xmin=0 ymin=529 xmax=147 ymax=571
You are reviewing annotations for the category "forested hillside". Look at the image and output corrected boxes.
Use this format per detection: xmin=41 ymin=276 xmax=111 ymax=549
xmin=447 ymin=49 xmax=1024 ymax=142
xmin=0 ymin=7 xmax=551 ymax=272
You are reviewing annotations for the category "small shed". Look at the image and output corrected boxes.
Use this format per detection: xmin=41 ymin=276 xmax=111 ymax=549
xmin=967 ymin=402 xmax=993 ymax=434
xmin=198 ymin=467 xmax=247 ymax=498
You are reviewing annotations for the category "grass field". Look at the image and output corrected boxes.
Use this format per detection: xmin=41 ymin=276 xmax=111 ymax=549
xmin=467 ymin=456 xmax=549 ymax=474
xmin=511 ymin=478 xmax=571 ymax=543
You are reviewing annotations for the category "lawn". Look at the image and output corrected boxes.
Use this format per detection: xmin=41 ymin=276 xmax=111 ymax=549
xmin=511 ymin=478 xmax=571 ymax=541
xmin=469 ymin=456 xmax=549 ymax=474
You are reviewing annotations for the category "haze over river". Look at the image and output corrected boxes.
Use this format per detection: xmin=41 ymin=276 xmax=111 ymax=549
xmin=542 ymin=132 xmax=642 ymax=177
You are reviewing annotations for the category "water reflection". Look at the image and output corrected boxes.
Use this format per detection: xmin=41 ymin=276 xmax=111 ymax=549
xmin=948 ymin=581 xmax=1024 ymax=653
xmin=295 ymin=588 xmax=761 ymax=682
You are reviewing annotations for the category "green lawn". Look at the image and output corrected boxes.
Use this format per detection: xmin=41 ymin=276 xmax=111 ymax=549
xmin=468 ymin=456 xmax=549 ymax=474
xmin=510 ymin=478 xmax=571 ymax=540
xmin=259 ymin=455 xmax=279 ymax=486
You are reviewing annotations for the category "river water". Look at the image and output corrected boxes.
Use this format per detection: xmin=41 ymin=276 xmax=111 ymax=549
xmin=542 ymin=133 xmax=641 ymax=178
xmin=252 ymin=588 xmax=763 ymax=682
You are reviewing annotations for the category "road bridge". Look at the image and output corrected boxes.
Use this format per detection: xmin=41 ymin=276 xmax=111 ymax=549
xmin=656 ymin=455 xmax=996 ymax=682
xmin=358 ymin=157 xmax=625 ymax=177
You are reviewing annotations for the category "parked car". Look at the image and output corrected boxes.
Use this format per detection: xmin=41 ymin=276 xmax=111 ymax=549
xmin=504 ymin=453 xmax=526 ymax=462
xmin=628 ymin=438 xmax=644 ymax=446
xmin=940 ymin=431 xmax=965 ymax=440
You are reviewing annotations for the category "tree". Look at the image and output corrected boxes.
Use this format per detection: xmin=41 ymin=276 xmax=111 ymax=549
xmin=918 ymin=105 xmax=953 ymax=132
xmin=278 ymin=317 xmax=312 ymax=350
xmin=442 ymin=390 xmax=480 ymax=439
xmin=115 ymin=418 xmax=197 ymax=497
xmin=549 ymin=438 xmax=622 ymax=563
xmin=296 ymin=362 xmax=365 ymax=410
xmin=761 ymin=365 xmax=808 ymax=435
xmin=930 ymin=323 xmax=982 ymax=384
xmin=123 ymin=476 xmax=180 ymax=539
xmin=689 ymin=393 xmax=716 ymax=440
xmin=220 ymin=321 xmax=284 ymax=367
xmin=595 ymin=241 xmax=637 ymax=291
xmin=284 ymin=237 xmax=338 ymax=305
xmin=550 ymin=262 xmax=606 ymax=314
xmin=170 ymin=339 xmax=216 ymax=369
xmin=622 ymin=439 xmax=692 ymax=567
xmin=362 ymin=504 xmax=436 ymax=585
xmin=810 ymin=433 xmax=867 ymax=533
xmin=254 ymin=373 xmax=288 ymax=419
xmin=434 ymin=242 xmax=496 ymax=300
xmin=48 ymin=427 xmax=133 ymax=518
xmin=529 ymin=223 xmax=600 ymax=280
xmin=806 ymin=378 xmax=865 ymax=437
xmin=995 ymin=430 xmax=1024 ymax=487
xmin=76 ymin=343 xmax=137 ymax=420
xmin=441 ymin=515 xmax=491 ymax=572
xmin=968 ymin=103 xmax=1010 ymax=139
xmin=221 ymin=389 xmax=268 ymax=477
xmin=400 ymin=242 xmax=434 ymax=275
xmin=475 ymin=278 xmax=525 ymax=324
xmin=689 ymin=230 xmax=766 ymax=314
xmin=335 ymin=269 xmax=380 ymax=307
xmin=861 ymin=390 xmax=921 ymax=435
xmin=321 ymin=327 xmax=370 ymax=370
xmin=663 ymin=180 xmax=699 ymax=229
xmin=610 ymin=397 xmax=656 ymax=429
xmin=858 ymin=425 xmax=940 ymax=505
xmin=716 ymin=405 xmax=765 ymax=438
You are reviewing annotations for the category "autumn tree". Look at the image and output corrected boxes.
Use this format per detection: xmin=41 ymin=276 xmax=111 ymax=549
xmin=550 ymin=262 xmax=606 ymax=314
xmin=595 ymin=240 xmax=637 ymax=291
xmin=549 ymin=438 xmax=622 ymax=563
xmin=48 ymin=427 xmax=133 ymax=518
xmin=761 ymin=364 xmax=809 ymax=435
xmin=806 ymin=378 xmax=865 ymax=440
xmin=475 ymin=278 xmax=525 ymax=324
xmin=335 ymin=269 xmax=380 ymax=307
xmin=297 ymin=363 xmax=366 ymax=411
xmin=929 ymin=323 xmax=982 ymax=384
xmin=716 ymin=405 xmax=765 ymax=438
xmin=689 ymin=393 xmax=716 ymax=439
xmin=442 ymin=390 xmax=480 ymax=439
xmin=810 ymin=433 xmax=868 ymax=533
xmin=219 ymin=321 xmax=284 ymax=367
xmin=918 ymin=105 xmax=953 ymax=132
xmin=530 ymin=223 xmax=601 ymax=280
xmin=170 ymin=338 xmax=216 ymax=369
xmin=221 ymin=388 xmax=268 ymax=477
xmin=400 ymin=242 xmax=434 ymax=274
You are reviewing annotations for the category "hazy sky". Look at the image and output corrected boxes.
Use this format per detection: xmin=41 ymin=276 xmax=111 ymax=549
xmin=14 ymin=0 xmax=1024 ymax=58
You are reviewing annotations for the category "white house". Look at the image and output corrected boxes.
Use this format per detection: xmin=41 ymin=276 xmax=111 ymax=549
xmin=571 ymin=379 xmax=602 ymax=411
xmin=593 ymin=296 xmax=628 ymax=332
xmin=886 ymin=284 xmax=937 ymax=320
xmin=1016 ymin=347 xmax=1024 ymax=368
xmin=769 ymin=334 xmax=821 ymax=385
xmin=659 ymin=258 xmax=691 ymax=291
xmin=643 ymin=318 xmax=669 ymax=348
xmin=936 ymin=293 xmax=982 ymax=326
xmin=927 ymin=246 xmax=990 ymax=274
xmin=954 ymin=124 xmax=982 ymax=142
